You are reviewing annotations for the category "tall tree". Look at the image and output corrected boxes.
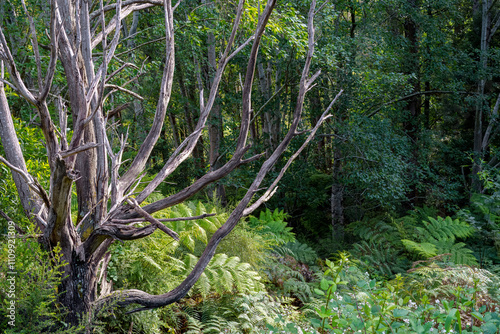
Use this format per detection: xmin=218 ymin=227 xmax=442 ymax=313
xmin=0 ymin=0 xmax=338 ymax=326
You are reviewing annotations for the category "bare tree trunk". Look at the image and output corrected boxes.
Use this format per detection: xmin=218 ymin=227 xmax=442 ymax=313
xmin=177 ymin=64 xmax=205 ymax=172
xmin=204 ymin=0 xmax=226 ymax=203
xmin=257 ymin=61 xmax=280 ymax=154
xmin=0 ymin=82 xmax=42 ymax=218
xmin=472 ymin=0 xmax=490 ymax=192
xmin=402 ymin=0 xmax=422 ymax=206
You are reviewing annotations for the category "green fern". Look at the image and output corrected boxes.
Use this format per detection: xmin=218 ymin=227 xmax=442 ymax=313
xmin=232 ymin=292 xmax=286 ymax=332
xmin=263 ymin=254 xmax=316 ymax=303
xmin=348 ymin=217 xmax=402 ymax=246
xmin=401 ymin=240 xmax=438 ymax=258
xmin=406 ymin=262 xmax=500 ymax=303
xmin=420 ymin=216 xmax=474 ymax=242
xmin=249 ymin=208 xmax=296 ymax=246
xmin=184 ymin=314 xmax=204 ymax=334
xmin=283 ymin=241 xmax=318 ymax=265
xmin=180 ymin=253 xmax=264 ymax=298
xmin=352 ymin=240 xmax=407 ymax=278
xmin=402 ymin=216 xmax=477 ymax=266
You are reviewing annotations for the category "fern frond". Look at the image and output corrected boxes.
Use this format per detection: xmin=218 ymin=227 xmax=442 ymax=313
xmin=403 ymin=216 xmax=477 ymax=265
xmin=184 ymin=314 xmax=204 ymax=334
xmin=445 ymin=242 xmax=478 ymax=266
xmin=401 ymin=239 xmax=438 ymax=258
xmin=283 ymin=241 xmax=318 ymax=265
xmin=423 ymin=216 xmax=474 ymax=242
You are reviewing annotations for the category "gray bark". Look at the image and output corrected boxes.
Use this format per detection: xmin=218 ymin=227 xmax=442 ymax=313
xmin=0 ymin=82 xmax=42 ymax=218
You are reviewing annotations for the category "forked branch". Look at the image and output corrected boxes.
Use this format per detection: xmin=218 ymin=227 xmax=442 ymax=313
xmin=94 ymin=0 xmax=333 ymax=313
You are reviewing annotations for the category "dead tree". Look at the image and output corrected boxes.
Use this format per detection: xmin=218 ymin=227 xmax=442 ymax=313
xmin=0 ymin=0 xmax=340 ymax=326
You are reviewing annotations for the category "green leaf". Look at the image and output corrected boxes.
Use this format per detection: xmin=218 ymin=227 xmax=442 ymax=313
xmin=393 ymin=309 xmax=409 ymax=318
xmin=320 ymin=278 xmax=329 ymax=290
xmin=471 ymin=312 xmax=483 ymax=321
xmin=445 ymin=308 xmax=457 ymax=331
xmin=481 ymin=322 xmax=500 ymax=334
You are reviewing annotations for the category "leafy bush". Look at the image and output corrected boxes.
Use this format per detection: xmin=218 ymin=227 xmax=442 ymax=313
xmin=0 ymin=232 xmax=82 ymax=333
xmin=308 ymin=255 xmax=500 ymax=333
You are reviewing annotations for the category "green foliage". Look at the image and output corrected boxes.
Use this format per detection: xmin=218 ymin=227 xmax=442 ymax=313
xmin=277 ymin=241 xmax=318 ymax=266
xmin=353 ymin=240 xmax=407 ymax=278
xmin=405 ymin=259 xmax=500 ymax=303
xmin=184 ymin=253 xmax=264 ymax=298
xmin=348 ymin=216 xmax=410 ymax=277
xmin=309 ymin=255 xmax=500 ymax=333
xmin=459 ymin=173 xmax=500 ymax=265
xmin=349 ymin=212 xmax=477 ymax=278
xmin=232 ymin=292 xmax=290 ymax=333
xmin=0 ymin=118 xmax=50 ymax=221
xmin=217 ymin=220 xmax=271 ymax=269
xmin=339 ymin=116 xmax=412 ymax=211
xmin=106 ymin=201 xmax=269 ymax=332
xmin=401 ymin=240 xmax=439 ymax=258
xmin=167 ymin=292 xmax=301 ymax=334
xmin=262 ymin=254 xmax=316 ymax=304
xmin=0 ymin=235 xmax=82 ymax=333
xmin=248 ymin=208 xmax=296 ymax=247
xmin=402 ymin=216 xmax=478 ymax=266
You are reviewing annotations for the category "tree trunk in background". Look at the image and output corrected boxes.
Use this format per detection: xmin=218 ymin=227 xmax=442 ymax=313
xmin=204 ymin=0 xmax=226 ymax=204
xmin=257 ymin=61 xmax=280 ymax=155
xmin=331 ymin=149 xmax=344 ymax=242
xmin=403 ymin=0 xmax=422 ymax=206
xmin=471 ymin=0 xmax=490 ymax=192
xmin=177 ymin=64 xmax=205 ymax=173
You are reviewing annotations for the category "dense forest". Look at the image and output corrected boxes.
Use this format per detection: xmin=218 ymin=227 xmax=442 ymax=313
xmin=0 ymin=0 xmax=499 ymax=333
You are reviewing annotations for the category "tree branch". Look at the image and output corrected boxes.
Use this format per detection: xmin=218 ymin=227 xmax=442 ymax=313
xmin=59 ymin=143 xmax=100 ymax=159
xmin=126 ymin=198 xmax=179 ymax=241
xmin=0 ymin=155 xmax=50 ymax=207
xmin=367 ymin=90 xmax=471 ymax=118
xmin=244 ymin=89 xmax=343 ymax=216
xmin=104 ymin=84 xmax=144 ymax=100
xmin=110 ymin=213 xmax=216 ymax=224
xmin=122 ymin=0 xmax=248 ymax=204
xmin=0 ymin=28 xmax=37 ymax=105
xmin=95 ymin=0 xmax=328 ymax=314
